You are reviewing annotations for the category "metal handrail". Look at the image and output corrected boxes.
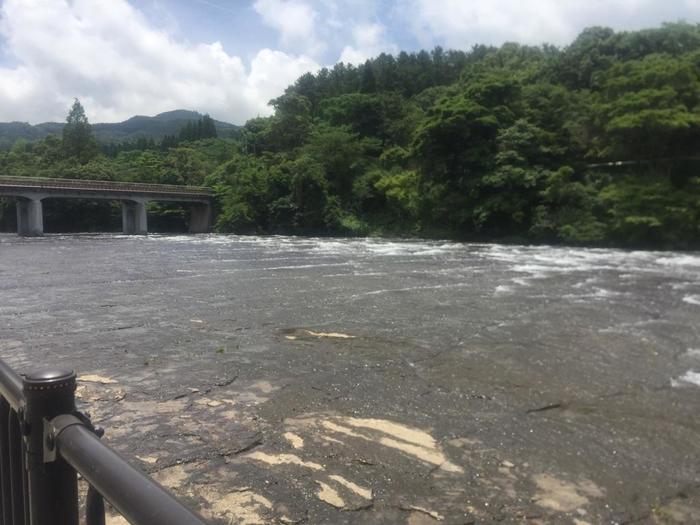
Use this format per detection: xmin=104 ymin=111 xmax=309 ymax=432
xmin=53 ymin=415 xmax=207 ymax=525
xmin=0 ymin=361 xmax=23 ymax=412
xmin=0 ymin=358 xmax=210 ymax=525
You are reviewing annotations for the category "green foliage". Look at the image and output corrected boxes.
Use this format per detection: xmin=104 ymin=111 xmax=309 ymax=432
xmin=592 ymin=52 xmax=700 ymax=159
xmin=213 ymin=155 xmax=275 ymax=233
xmin=62 ymin=99 xmax=98 ymax=163
xmin=373 ymin=169 xmax=420 ymax=225
xmin=265 ymin=94 xmax=313 ymax=151
xmin=530 ymin=168 xmax=607 ymax=244
xmin=600 ymin=173 xmax=700 ymax=247
xmin=2 ymin=23 xmax=700 ymax=248
xmin=303 ymin=125 xmax=375 ymax=202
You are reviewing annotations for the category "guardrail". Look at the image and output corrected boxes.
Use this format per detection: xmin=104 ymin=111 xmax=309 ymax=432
xmin=0 ymin=176 xmax=214 ymax=197
xmin=0 ymin=358 xmax=209 ymax=525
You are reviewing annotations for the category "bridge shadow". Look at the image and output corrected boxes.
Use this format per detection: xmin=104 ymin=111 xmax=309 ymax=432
xmin=0 ymin=177 xmax=213 ymax=236
xmin=0 ymin=198 xmax=194 ymax=234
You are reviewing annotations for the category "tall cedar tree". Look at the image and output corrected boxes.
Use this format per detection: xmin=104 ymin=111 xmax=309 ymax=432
xmin=62 ymin=99 xmax=97 ymax=163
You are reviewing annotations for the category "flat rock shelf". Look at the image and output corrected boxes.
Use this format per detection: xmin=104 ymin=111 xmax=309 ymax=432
xmin=1 ymin=233 xmax=699 ymax=524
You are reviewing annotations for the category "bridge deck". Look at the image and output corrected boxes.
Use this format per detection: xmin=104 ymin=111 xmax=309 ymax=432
xmin=2 ymin=176 xmax=213 ymax=236
xmin=0 ymin=176 xmax=213 ymax=199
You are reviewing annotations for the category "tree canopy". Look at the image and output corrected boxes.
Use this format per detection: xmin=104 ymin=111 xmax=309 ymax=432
xmin=62 ymin=99 xmax=97 ymax=163
xmin=1 ymin=23 xmax=699 ymax=248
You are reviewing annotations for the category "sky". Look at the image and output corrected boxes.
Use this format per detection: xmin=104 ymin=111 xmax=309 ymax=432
xmin=0 ymin=0 xmax=699 ymax=125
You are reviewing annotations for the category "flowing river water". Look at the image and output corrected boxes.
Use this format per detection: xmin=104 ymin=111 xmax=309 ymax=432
xmin=1 ymin=233 xmax=699 ymax=524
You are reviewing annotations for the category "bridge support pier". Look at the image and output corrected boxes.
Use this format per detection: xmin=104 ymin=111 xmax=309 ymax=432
xmin=16 ymin=197 xmax=44 ymax=236
xmin=189 ymin=203 xmax=212 ymax=233
xmin=122 ymin=200 xmax=148 ymax=235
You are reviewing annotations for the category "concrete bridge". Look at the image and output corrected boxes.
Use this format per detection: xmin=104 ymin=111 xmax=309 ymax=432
xmin=0 ymin=176 xmax=214 ymax=236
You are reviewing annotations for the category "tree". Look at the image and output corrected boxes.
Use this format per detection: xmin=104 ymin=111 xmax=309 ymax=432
xmin=62 ymin=99 xmax=97 ymax=163
xmin=178 ymin=116 xmax=218 ymax=142
xmin=359 ymin=61 xmax=377 ymax=93
xmin=591 ymin=53 xmax=700 ymax=159
xmin=4 ymin=23 xmax=700 ymax=249
xmin=304 ymin=125 xmax=372 ymax=202
xmin=200 ymin=115 xmax=218 ymax=139
xmin=265 ymin=93 xmax=312 ymax=151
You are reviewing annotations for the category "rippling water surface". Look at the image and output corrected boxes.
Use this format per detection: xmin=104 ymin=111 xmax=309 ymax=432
xmin=1 ymin=233 xmax=699 ymax=522
xmin=1 ymin=233 xmax=699 ymax=387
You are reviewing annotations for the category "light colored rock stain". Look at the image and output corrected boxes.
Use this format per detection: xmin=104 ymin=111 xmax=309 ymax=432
xmin=246 ymin=452 xmax=324 ymax=471
xmin=316 ymin=481 xmax=345 ymax=508
xmin=405 ymin=505 xmax=444 ymax=521
xmin=121 ymin=398 xmax=188 ymax=415
xmin=345 ymin=417 xmax=435 ymax=447
xmin=283 ymin=432 xmax=304 ymax=449
xmin=78 ymin=374 xmax=117 ymax=384
xmin=320 ymin=435 xmax=344 ymax=445
xmin=315 ymin=416 xmax=463 ymax=473
xmin=135 ymin=455 xmax=158 ymax=465
xmin=447 ymin=437 xmax=480 ymax=448
xmin=194 ymin=397 xmax=234 ymax=408
xmin=105 ymin=514 xmax=129 ymax=525
xmin=378 ymin=436 xmax=463 ymax=473
xmin=328 ymin=474 xmax=372 ymax=500
xmin=75 ymin=383 xmax=125 ymax=403
xmin=151 ymin=464 xmax=189 ymax=489
xmin=533 ymin=474 xmax=604 ymax=512
xmin=250 ymin=380 xmax=276 ymax=394
xmin=304 ymin=330 xmax=355 ymax=339
xmin=220 ymin=409 xmax=239 ymax=420
xmin=321 ymin=420 xmax=364 ymax=438
xmin=200 ymin=487 xmax=272 ymax=525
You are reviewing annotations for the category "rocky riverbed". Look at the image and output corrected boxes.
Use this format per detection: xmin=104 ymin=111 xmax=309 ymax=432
xmin=1 ymin=233 xmax=699 ymax=524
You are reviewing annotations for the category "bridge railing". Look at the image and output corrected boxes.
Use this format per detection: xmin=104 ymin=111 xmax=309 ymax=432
xmin=0 ymin=176 xmax=214 ymax=197
xmin=0 ymin=357 xmax=209 ymax=525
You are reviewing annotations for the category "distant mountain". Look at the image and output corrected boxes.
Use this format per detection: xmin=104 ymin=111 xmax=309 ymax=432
xmin=0 ymin=110 xmax=240 ymax=149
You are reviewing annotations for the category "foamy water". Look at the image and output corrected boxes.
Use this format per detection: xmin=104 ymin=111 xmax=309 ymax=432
xmin=672 ymin=370 xmax=700 ymax=387
xmin=685 ymin=349 xmax=700 ymax=358
xmin=2 ymin=233 xmax=698 ymax=390
xmin=683 ymin=295 xmax=700 ymax=306
xmin=149 ymin=235 xmax=700 ymax=389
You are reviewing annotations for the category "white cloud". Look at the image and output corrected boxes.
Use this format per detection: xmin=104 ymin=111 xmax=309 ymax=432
xmin=253 ymin=0 xmax=324 ymax=56
xmin=247 ymin=48 xmax=320 ymax=103
xmin=399 ymin=0 xmax=700 ymax=49
xmin=0 ymin=0 xmax=320 ymax=124
xmin=339 ymin=23 xmax=398 ymax=64
xmin=1 ymin=0 xmax=698 ymax=124
xmin=400 ymin=0 xmax=588 ymax=48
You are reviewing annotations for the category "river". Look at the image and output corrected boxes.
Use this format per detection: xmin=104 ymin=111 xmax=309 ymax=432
xmin=1 ymin=233 xmax=699 ymax=523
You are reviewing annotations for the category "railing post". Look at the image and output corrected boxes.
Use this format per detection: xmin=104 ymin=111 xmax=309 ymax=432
xmin=23 ymin=369 xmax=79 ymax=525
xmin=86 ymin=485 xmax=106 ymax=525
xmin=0 ymin=398 xmax=13 ymax=524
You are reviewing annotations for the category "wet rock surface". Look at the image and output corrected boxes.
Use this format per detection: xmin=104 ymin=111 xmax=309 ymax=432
xmin=1 ymin=233 xmax=699 ymax=524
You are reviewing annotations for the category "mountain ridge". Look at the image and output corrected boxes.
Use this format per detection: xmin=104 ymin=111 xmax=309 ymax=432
xmin=0 ymin=110 xmax=239 ymax=149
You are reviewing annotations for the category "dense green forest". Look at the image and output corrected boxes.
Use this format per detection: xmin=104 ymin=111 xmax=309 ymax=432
xmin=1 ymin=23 xmax=699 ymax=247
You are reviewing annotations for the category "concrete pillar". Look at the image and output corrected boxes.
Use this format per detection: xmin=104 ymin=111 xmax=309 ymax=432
xmin=189 ymin=202 xmax=212 ymax=234
xmin=16 ymin=198 xmax=44 ymax=236
xmin=121 ymin=200 xmax=148 ymax=235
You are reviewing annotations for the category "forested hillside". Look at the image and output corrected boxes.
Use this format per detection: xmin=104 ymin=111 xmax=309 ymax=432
xmin=0 ymin=110 xmax=238 ymax=150
xmin=1 ymin=23 xmax=699 ymax=248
